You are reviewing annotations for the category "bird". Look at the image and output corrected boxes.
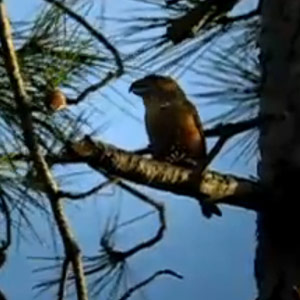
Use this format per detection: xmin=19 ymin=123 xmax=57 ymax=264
xmin=129 ymin=74 xmax=207 ymax=168
xmin=129 ymin=74 xmax=221 ymax=218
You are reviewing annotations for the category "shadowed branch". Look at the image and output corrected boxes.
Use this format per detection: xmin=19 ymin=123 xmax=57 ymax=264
xmin=118 ymin=269 xmax=183 ymax=300
xmin=101 ymin=180 xmax=166 ymax=258
xmin=67 ymin=72 xmax=116 ymax=105
xmin=57 ymin=258 xmax=70 ymax=300
xmin=44 ymin=0 xmax=123 ymax=75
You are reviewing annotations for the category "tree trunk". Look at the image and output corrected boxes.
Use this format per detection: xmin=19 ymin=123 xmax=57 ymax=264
xmin=256 ymin=0 xmax=300 ymax=299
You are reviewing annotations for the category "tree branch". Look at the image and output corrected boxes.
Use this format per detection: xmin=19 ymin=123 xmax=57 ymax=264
xmin=0 ymin=192 xmax=11 ymax=252
xmin=204 ymin=117 xmax=261 ymax=137
xmin=44 ymin=0 xmax=123 ymax=76
xmin=118 ymin=269 xmax=183 ymax=300
xmin=57 ymin=258 xmax=70 ymax=300
xmin=57 ymin=137 xmax=262 ymax=214
xmin=166 ymin=0 xmax=240 ymax=44
xmin=220 ymin=7 xmax=261 ymax=25
xmin=67 ymin=72 xmax=116 ymax=105
xmin=101 ymin=180 xmax=166 ymax=258
xmin=0 ymin=3 xmax=88 ymax=299
xmin=59 ymin=178 xmax=118 ymax=200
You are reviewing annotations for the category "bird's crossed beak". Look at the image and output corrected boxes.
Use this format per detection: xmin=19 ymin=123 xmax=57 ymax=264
xmin=129 ymin=79 xmax=151 ymax=96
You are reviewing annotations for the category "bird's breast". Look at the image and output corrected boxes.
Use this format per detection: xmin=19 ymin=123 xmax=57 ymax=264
xmin=145 ymin=104 xmax=205 ymax=159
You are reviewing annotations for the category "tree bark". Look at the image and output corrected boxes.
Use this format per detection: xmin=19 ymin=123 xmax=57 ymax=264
xmin=256 ymin=0 xmax=300 ymax=299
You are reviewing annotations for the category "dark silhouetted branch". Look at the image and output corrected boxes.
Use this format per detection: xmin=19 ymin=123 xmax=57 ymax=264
xmin=118 ymin=269 xmax=183 ymax=300
xmin=59 ymin=178 xmax=118 ymax=200
xmin=204 ymin=117 xmax=261 ymax=137
xmin=102 ymin=181 xmax=166 ymax=258
xmin=57 ymin=258 xmax=70 ymax=300
xmin=68 ymin=72 xmax=116 ymax=105
xmin=220 ymin=7 xmax=260 ymax=25
xmin=0 ymin=193 xmax=11 ymax=252
xmin=44 ymin=0 xmax=123 ymax=76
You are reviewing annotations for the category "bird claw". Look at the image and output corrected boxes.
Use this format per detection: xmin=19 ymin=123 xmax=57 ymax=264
xmin=199 ymin=198 xmax=222 ymax=218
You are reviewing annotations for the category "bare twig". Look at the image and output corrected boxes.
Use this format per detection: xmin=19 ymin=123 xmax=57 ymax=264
xmin=202 ymin=115 xmax=285 ymax=170
xmin=0 ymin=3 xmax=87 ymax=299
xmin=44 ymin=0 xmax=123 ymax=75
xmin=57 ymin=258 xmax=70 ymax=300
xmin=106 ymin=181 xmax=166 ymax=258
xmin=220 ymin=7 xmax=261 ymax=25
xmin=59 ymin=178 xmax=118 ymax=200
xmin=0 ymin=193 xmax=11 ymax=251
xmin=68 ymin=72 xmax=116 ymax=105
xmin=118 ymin=269 xmax=183 ymax=300
xmin=204 ymin=117 xmax=261 ymax=137
xmin=196 ymin=117 xmax=263 ymax=175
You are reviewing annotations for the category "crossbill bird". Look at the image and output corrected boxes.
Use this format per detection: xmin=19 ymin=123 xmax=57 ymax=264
xmin=129 ymin=74 xmax=221 ymax=218
xmin=129 ymin=74 xmax=206 ymax=168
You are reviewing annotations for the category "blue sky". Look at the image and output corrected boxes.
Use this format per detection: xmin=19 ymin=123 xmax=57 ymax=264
xmin=3 ymin=1 xmax=258 ymax=299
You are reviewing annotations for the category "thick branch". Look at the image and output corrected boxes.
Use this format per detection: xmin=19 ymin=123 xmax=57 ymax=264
xmin=0 ymin=3 xmax=87 ymax=300
xmin=60 ymin=137 xmax=262 ymax=213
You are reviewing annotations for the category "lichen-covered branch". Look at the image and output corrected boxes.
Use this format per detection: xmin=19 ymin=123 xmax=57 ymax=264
xmin=59 ymin=137 xmax=262 ymax=213
xmin=0 ymin=3 xmax=87 ymax=299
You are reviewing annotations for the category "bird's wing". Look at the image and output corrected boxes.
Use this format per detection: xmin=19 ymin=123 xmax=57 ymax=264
xmin=184 ymin=100 xmax=207 ymax=156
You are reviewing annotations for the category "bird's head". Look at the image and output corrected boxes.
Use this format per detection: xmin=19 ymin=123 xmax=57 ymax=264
xmin=129 ymin=74 xmax=185 ymax=104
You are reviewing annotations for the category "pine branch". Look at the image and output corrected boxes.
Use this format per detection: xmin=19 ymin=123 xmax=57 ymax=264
xmin=118 ymin=269 xmax=183 ymax=300
xmin=44 ymin=0 xmax=123 ymax=76
xmin=58 ymin=178 xmax=118 ymax=200
xmin=105 ymin=181 xmax=166 ymax=258
xmin=0 ymin=193 xmax=11 ymax=252
xmin=55 ymin=137 xmax=263 ymax=214
xmin=221 ymin=8 xmax=260 ymax=25
xmin=57 ymin=258 xmax=70 ymax=300
xmin=166 ymin=0 xmax=240 ymax=44
xmin=0 ymin=3 xmax=88 ymax=300
xmin=67 ymin=71 xmax=116 ymax=104
xmin=204 ymin=117 xmax=261 ymax=137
